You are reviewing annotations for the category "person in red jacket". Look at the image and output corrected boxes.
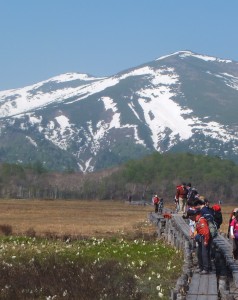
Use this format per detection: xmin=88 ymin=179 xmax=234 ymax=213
xmin=175 ymin=182 xmax=188 ymax=213
xmin=152 ymin=194 xmax=160 ymax=213
xmin=187 ymin=209 xmax=211 ymax=274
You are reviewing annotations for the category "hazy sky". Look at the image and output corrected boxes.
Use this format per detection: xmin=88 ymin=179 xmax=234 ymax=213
xmin=1 ymin=0 xmax=238 ymax=90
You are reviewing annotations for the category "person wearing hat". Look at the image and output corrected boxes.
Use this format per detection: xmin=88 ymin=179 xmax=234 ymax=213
xmin=187 ymin=209 xmax=211 ymax=274
xmin=212 ymin=204 xmax=223 ymax=230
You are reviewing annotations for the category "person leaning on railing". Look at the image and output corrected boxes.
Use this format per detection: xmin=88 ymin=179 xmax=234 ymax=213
xmin=187 ymin=209 xmax=211 ymax=274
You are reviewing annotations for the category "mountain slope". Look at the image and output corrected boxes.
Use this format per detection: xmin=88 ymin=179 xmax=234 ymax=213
xmin=1 ymin=50 xmax=238 ymax=172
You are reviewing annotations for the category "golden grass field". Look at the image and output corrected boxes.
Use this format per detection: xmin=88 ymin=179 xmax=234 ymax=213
xmin=0 ymin=199 xmax=154 ymax=237
xmin=0 ymin=199 xmax=235 ymax=237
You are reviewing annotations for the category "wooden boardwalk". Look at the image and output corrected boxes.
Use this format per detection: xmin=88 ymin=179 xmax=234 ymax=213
xmin=149 ymin=212 xmax=226 ymax=299
xmin=186 ymin=273 xmax=218 ymax=300
xmin=173 ymin=214 xmax=218 ymax=299
xmin=149 ymin=210 xmax=238 ymax=299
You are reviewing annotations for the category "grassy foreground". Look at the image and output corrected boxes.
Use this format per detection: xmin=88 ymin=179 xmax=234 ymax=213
xmin=0 ymin=236 xmax=183 ymax=299
xmin=0 ymin=199 xmax=185 ymax=299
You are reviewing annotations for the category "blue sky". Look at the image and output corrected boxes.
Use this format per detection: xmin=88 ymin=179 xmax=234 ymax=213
xmin=0 ymin=0 xmax=238 ymax=90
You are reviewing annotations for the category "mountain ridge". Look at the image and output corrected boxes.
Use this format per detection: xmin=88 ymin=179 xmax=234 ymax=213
xmin=1 ymin=50 xmax=238 ymax=172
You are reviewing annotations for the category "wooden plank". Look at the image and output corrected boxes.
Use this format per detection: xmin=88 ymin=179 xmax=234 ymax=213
xmin=199 ymin=274 xmax=209 ymax=294
xmin=196 ymin=296 xmax=217 ymax=300
xmin=186 ymin=295 xmax=198 ymax=300
xmin=208 ymin=274 xmax=218 ymax=295
xmin=187 ymin=273 xmax=201 ymax=295
xmin=186 ymin=294 xmax=217 ymax=300
xmin=187 ymin=274 xmax=217 ymax=296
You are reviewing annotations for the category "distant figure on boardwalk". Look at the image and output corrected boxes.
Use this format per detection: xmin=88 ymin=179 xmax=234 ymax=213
xmin=175 ymin=182 xmax=188 ymax=213
xmin=158 ymin=198 xmax=164 ymax=214
xmin=174 ymin=196 xmax=179 ymax=213
xmin=128 ymin=194 xmax=132 ymax=203
xmin=187 ymin=183 xmax=199 ymax=203
xmin=229 ymin=210 xmax=238 ymax=260
xmin=153 ymin=194 xmax=160 ymax=213
xmin=187 ymin=209 xmax=211 ymax=274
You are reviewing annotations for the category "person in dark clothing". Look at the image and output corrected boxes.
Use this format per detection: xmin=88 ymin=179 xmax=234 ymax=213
xmin=194 ymin=198 xmax=214 ymax=222
xmin=212 ymin=204 xmax=223 ymax=230
xmin=187 ymin=183 xmax=199 ymax=202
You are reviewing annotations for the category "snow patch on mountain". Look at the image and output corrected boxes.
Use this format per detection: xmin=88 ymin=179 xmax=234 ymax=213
xmin=93 ymin=97 xmax=146 ymax=149
xmin=28 ymin=114 xmax=42 ymax=125
xmin=50 ymin=72 xmax=103 ymax=83
xmin=156 ymin=50 xmax=232 ymax=64
xmin=0 ymin=75 xmax=109 ymax=118
xmin=26 ymin=136 xmax=37 ymax=147
xmin=78 ymin=158 xmax=94 ymax=173
xmin=134 ymin=65 xmax=194 ymax=149
xmin=38 ymin=116 xmax=79 ymax=151
xmin=55 ymin=115 xmax=71 ymax=132
xmin=128 ymin=103 xmax=141 ymax=120
xmin=139 ymin=95 xmax=193 ymax=149
xmin=101 ymin=96 xmax=117 ymax=112
xmin=193 ymin=120 xmax=237 ymax=142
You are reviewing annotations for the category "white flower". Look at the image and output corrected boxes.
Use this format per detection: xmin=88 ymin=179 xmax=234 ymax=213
xmin=158 ymin=292 xmax=163 ymax=298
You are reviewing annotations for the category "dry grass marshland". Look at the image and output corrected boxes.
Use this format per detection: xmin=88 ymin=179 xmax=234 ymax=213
xmin=0 ymin=199 xmax=235 ymax=299
xmin=0 ymin=199 xmax=155 ymax=237
xmin=0 ymin=199 xmax=235 ymax=238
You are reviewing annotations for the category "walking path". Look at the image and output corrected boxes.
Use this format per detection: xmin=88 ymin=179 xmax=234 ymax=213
xmin=149 ymin=211 xmax=238 ymax=300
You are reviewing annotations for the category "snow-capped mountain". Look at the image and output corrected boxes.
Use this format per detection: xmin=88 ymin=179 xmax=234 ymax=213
xmin=1 ymin=50 xmax=238 ymax=172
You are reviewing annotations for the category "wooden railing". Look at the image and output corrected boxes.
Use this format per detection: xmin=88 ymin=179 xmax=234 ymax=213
xmin=149 ymin=211 xmax=238 ymax=300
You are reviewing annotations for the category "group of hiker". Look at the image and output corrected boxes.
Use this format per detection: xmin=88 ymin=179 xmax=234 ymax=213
xmin=175 ymin=182 xmax=222 ymax=274
xmin=152 ymin=182 xmax=238 ymax=274
xmin=175 ymin=182 xmax=238 ymax=275
xmin=152 ymin=194 xmax=164 ymax=213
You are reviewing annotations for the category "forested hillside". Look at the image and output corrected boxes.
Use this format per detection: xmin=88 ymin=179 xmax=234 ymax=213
xmin=0 ymin=153 xmax=238 ymax=203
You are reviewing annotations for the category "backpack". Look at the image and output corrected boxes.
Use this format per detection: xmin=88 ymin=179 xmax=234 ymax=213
xmin=201 ymin=207 xmax=218 ymax=238
xmin=213 ymin=210 xmax=223 ymax=229
xmin=207 ymin=220 xmax=218 ymax=238
xmin=212 ymin=204 xmax=223 ymax=229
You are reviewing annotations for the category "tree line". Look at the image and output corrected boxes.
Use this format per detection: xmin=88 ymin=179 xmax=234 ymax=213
xmin=0 ymin=152 xmax=238 ymax=203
